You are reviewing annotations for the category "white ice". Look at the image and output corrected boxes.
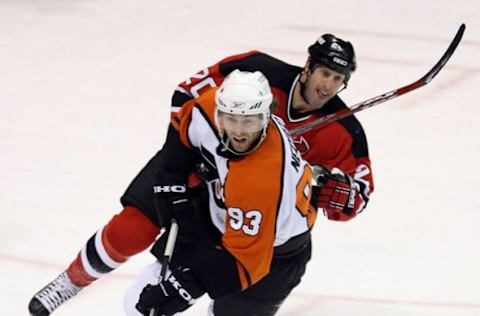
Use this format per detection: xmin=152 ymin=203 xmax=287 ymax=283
xmin=1 ymin=0 xmax=479 ymax=315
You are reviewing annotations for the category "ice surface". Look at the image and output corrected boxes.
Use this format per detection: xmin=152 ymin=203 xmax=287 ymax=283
xmin=1 ymin=0 xmax=479 ymax=315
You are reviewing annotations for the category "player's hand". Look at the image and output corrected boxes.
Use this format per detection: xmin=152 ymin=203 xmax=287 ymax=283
xmin=313 ymin=166 xmax=361 ymax=221
xmin=154 ymin=173 xmax=193 ymax=236
xmin=135 ymin=266 xmax=205 ymax=316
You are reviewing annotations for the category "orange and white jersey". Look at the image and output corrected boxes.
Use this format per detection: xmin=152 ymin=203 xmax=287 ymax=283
xmin=172 ymin=87 xmax=316 ymax=288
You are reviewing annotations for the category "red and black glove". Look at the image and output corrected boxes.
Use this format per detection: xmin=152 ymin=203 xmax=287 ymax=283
xmin=313 ymin=166 xmax=362 ymax=221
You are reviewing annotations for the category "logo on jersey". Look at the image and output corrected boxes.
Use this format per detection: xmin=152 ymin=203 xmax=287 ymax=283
xmin=198 ymin=146 xmax=227 ymax=210
xmin=292 ymin=136 xmax=310 ymax=155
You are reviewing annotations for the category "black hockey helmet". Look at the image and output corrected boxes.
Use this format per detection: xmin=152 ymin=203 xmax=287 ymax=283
xmin=308 ymin=34 xmax=356 ymax=82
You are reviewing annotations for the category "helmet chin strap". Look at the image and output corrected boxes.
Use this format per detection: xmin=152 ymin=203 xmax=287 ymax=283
xmin=299 ymin=80 xmax=308 ymax=105
xmin=298 ymin=71 xmax=310 ymax=107
xmin=219 ymin=132 xmax=230 ymax=152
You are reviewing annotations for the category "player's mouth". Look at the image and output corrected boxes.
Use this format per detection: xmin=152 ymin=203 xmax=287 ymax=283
xmin=232 ymin=136 xmax=247 ymax=144
xmin=317 ymin=89 xmax=330 ymax=100
xmin=230 ymin=136 xmax=251 ymax=152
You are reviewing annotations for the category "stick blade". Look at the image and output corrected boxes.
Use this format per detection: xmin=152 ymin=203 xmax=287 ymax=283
xmin=421 ymin=23 xmax=466 ymax=84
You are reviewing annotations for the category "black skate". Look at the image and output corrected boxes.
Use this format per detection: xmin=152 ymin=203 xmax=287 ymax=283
xmin=28 ymin=271 xmax=82 ymax=315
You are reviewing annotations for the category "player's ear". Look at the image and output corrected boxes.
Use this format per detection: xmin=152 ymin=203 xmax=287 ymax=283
xmin=304 ymin=57 xmax=311 ymax=69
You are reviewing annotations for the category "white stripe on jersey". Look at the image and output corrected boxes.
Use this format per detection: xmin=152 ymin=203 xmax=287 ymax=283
xmin=271 ymin=115 xmax=312 ymax=246
xmin=187 ymin=106 xmax=229 ymax=233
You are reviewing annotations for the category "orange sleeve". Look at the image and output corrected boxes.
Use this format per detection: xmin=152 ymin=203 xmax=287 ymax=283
xmin=171 ymin=88 xmax=218 ymax=149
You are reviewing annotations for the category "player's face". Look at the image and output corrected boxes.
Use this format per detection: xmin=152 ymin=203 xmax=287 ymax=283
xmin=217 ymin=113 xmax=264 ymax=152
xmin=302 ymin=65 xmax=346 ymax=110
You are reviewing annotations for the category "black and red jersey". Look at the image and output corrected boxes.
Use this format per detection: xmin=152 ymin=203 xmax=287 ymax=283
xmin=171 ymin=50 xmax=373 ymax=219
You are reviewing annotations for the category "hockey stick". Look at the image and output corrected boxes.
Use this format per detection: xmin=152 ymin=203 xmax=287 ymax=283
xmin=149 ymin=219 xmax=179 ymax=316
xmin=290 ymin=23 xmax=466 ymax=137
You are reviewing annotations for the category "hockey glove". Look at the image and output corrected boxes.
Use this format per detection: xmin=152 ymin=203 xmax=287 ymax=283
xmin=313 ymin=166 xmax=361 ymax=221
xmin=135 ymin=266 xmax=205 ymax=316
xmin=154 ymin=173 xmax=194 ymax=237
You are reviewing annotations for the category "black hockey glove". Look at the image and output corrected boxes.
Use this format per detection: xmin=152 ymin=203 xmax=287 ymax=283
xmin=313 ymin=166 xmax=361 ymax=221
xmin=154 ymin=172 xmax=194 ymax=237
xmin=135 ymin=266 xmax=205 ymax=316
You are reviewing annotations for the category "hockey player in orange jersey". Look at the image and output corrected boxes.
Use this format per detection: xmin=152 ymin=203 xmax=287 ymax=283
xmin=125 ymin=70 xmax=317 ymax=316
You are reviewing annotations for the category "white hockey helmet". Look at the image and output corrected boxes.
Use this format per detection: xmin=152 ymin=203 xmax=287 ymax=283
xmin=215 ymin=69 xmax=274 ymax=154
xmin=215 ymin=69 xmax=273 ymax=127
